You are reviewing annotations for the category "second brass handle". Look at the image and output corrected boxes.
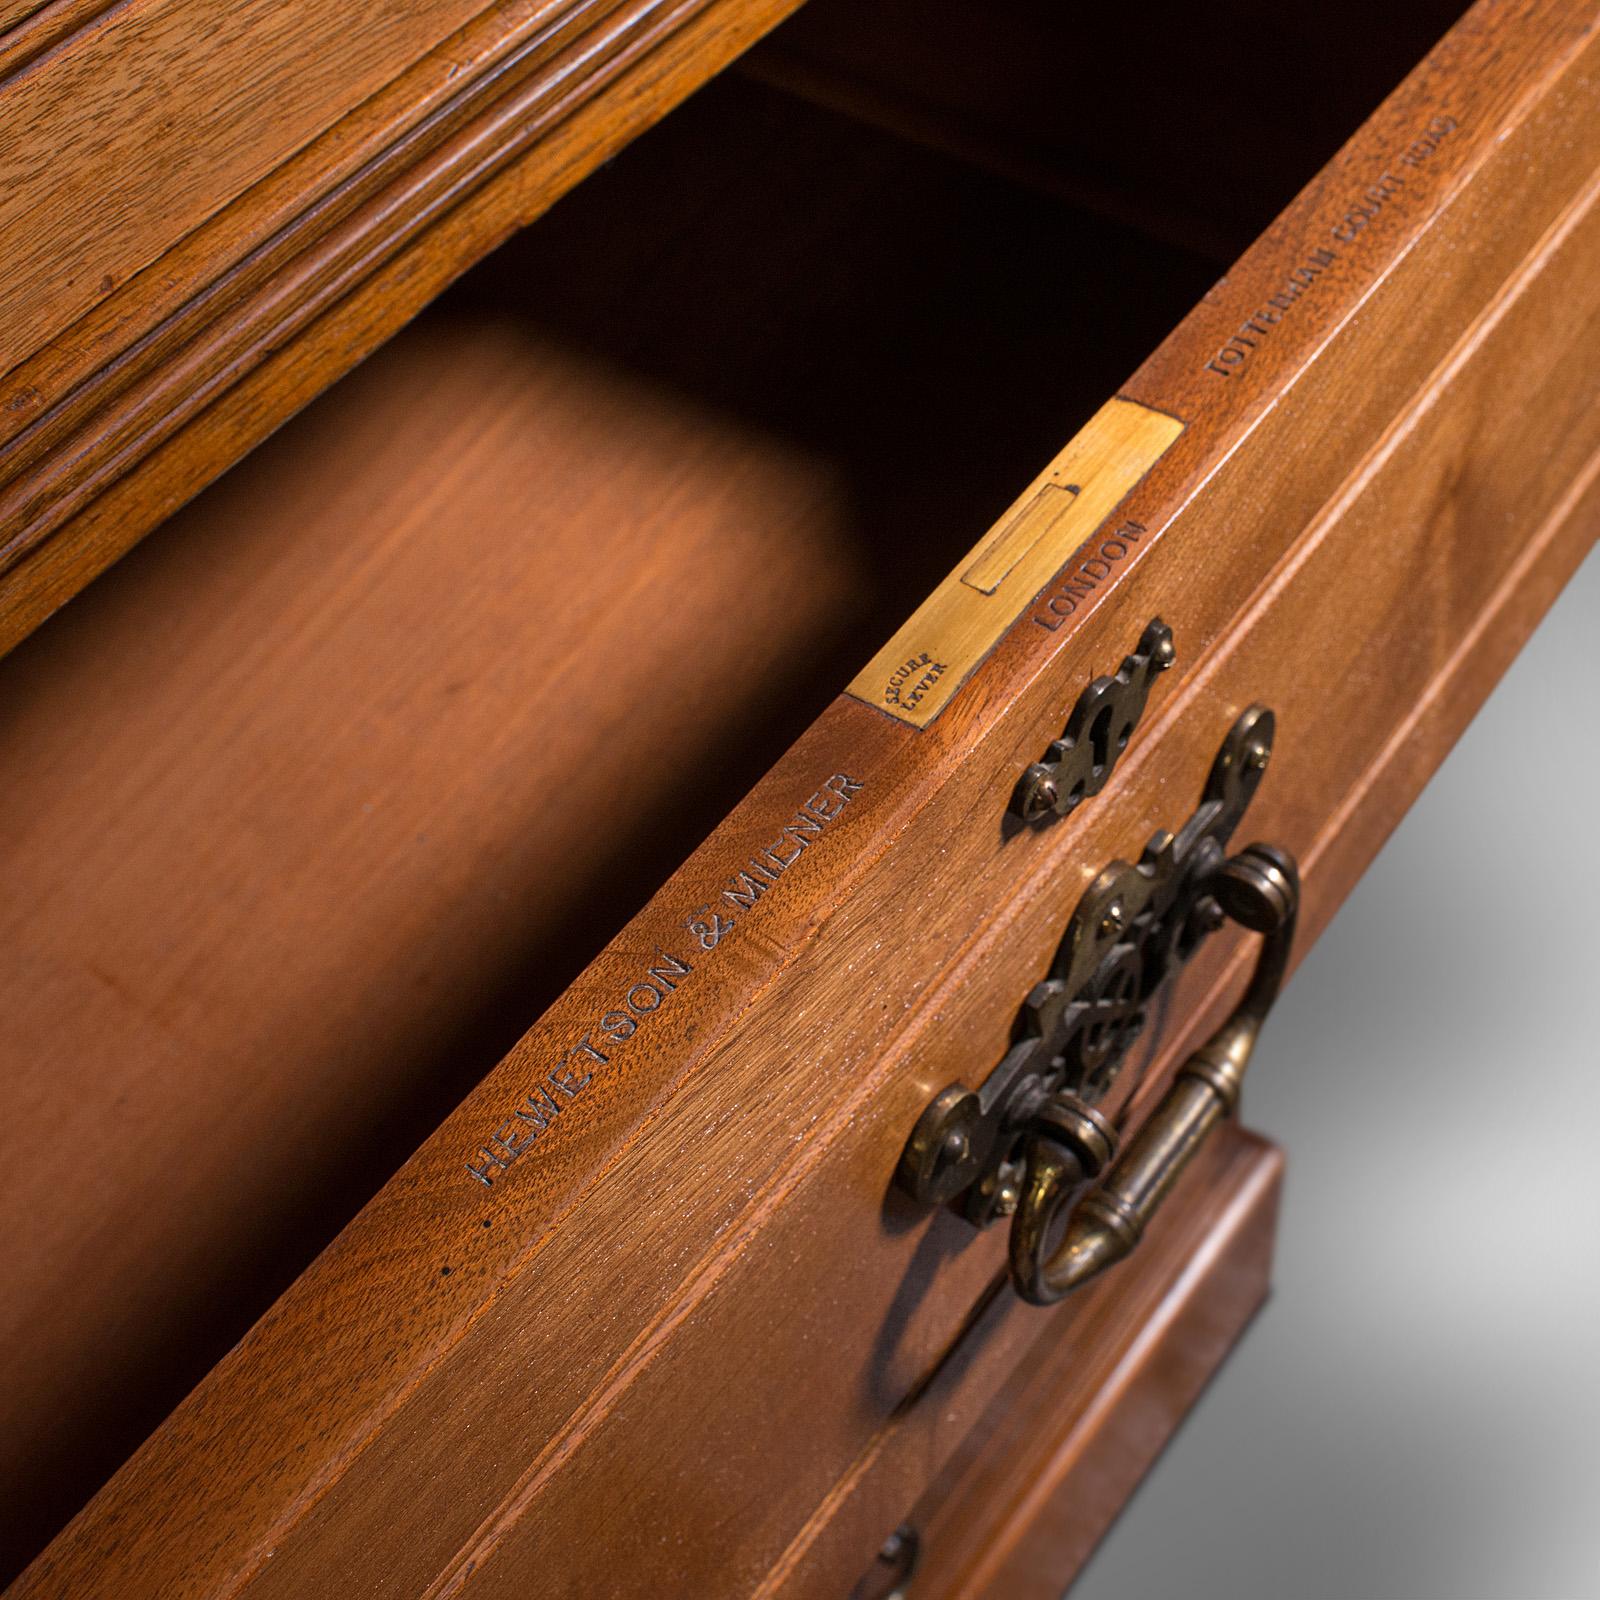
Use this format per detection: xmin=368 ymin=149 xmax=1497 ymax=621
xmin=1008 ymin=843 xmax=1299 ymax=1305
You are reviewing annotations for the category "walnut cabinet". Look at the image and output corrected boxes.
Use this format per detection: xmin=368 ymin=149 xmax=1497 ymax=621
xmin=1 ymin=1 xmax=1597 ymax=1594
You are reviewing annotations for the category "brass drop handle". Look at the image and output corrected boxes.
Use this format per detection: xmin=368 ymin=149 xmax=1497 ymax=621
xmin=1008 ymin=844 xmax=1298 ymax=1305
xmin=896 ymin=706 xmax=1296 ymax=1310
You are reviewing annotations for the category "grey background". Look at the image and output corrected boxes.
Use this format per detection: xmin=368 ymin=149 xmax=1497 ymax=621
xmin=1073 ymin=543 xmax=1600 ymax=1600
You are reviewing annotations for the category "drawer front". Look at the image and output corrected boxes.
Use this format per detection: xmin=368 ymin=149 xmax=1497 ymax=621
xmin=826 ymin=1126 xmax=1284 ymax=1600
xmin=14 ymin=2 xmax=1600 ymax=1596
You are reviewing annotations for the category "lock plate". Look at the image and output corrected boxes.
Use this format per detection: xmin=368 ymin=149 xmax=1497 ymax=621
xmin=1011 ymin=617 xmax=1175 ymax=823
xmin=898 ymin=706 xmax=1276 ymax=1225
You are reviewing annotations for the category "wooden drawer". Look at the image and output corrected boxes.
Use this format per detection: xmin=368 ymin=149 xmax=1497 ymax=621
xmin=2 ymin=0 xmax=1597 ymax=1594
xmin=849 ymin=1125 xmax=1284 ymax=1600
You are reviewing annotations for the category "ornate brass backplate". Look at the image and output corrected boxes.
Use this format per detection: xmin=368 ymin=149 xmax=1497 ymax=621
xmin=898 ymin=706 xmax=1299 ymax=1303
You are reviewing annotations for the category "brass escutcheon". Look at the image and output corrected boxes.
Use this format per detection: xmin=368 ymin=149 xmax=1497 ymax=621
xmin=1011 ymin=616 xmax=1175 ymax=823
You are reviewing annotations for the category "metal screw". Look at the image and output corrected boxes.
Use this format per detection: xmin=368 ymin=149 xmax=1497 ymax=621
xmin=1245 ymin=741 xmax=1271 ymax=773
xmin=873 ymin=1524 xmax=920 ymax=1596
xmin=995 ymin=1182 xmax=1021 ymax=1217
xmin=1152 ymin=634 xmax=1177 ymax=671
xmin=940 ymin=1126 xmax=970 ymax=1166
xmin=1099 ymin=900 xmax=1125 ymax=939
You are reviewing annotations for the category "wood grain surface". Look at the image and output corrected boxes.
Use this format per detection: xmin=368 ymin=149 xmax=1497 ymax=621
xmin=6 ymin=0 xmax=1599 ymax=1594
xmin=0 ymin=318 xmax=860 ymax=1580
xmin=0 ymin=76 xmax=1206 ymax=1580
xmin=0 ymin=0 xmax=806 ymax=653
xmin=0 ymin=0 xmax=489 ymax=367
xmin=880 ymin=1127 xmax=1281 ymax=1600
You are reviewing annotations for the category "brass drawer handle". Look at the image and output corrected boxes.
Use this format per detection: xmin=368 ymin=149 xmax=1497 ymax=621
xmin=897 ymin=708 xmax=1299 ymax=1306
xmin=1008 ymin=844 xmax=1297 ymax=1304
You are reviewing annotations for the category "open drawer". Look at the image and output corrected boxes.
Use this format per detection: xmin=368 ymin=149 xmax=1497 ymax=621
xmin=3 ymin=0 xmax=1598 ymax=1593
